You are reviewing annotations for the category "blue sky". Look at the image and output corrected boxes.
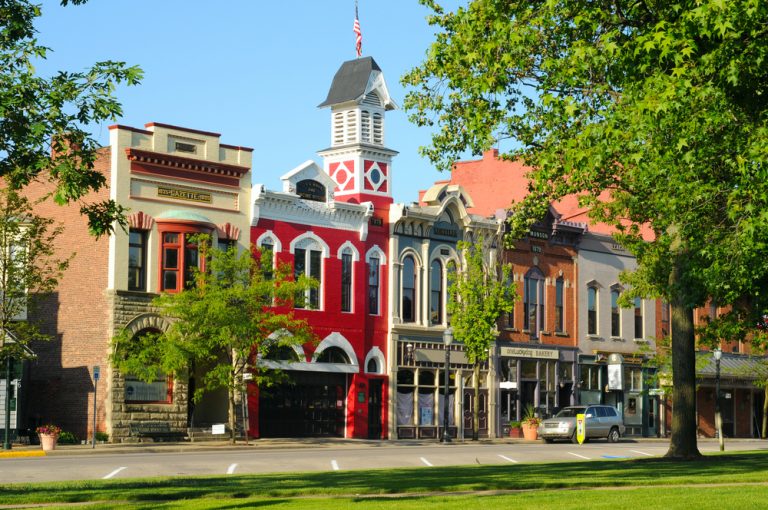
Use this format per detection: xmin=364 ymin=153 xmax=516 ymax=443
xmin=36 ymin=0 xmax=462 ymax=204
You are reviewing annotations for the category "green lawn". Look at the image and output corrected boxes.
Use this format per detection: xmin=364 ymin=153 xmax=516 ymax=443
xmin=3 ymin=451 xmax=768 ymax=509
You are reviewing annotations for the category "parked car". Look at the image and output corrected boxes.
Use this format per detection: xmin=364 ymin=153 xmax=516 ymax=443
xmin=537 ymin=405 xmax=625 ymax=443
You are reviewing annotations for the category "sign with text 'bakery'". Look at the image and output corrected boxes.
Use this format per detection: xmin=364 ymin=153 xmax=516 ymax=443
xmin=157 ymin=186 xmax=212 ymax=203
xmin=500 ymin=347 xmax=559 ymax=359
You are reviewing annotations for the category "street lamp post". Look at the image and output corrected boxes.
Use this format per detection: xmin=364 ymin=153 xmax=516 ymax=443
xmin=713 ymin=348 xmax=724 ymax=452
xmin=441 ymin=327 xmax=453 ymax=443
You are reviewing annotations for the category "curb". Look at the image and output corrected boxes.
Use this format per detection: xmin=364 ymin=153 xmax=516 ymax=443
xmin=0 ymin=450 xmax=46 ymax=459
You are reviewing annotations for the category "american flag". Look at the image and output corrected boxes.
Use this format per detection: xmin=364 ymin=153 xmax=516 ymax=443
xmin=353 ymin=4 xmax=362 ymax=57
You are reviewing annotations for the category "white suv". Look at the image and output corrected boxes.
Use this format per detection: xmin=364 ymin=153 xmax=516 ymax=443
xmin=538 ymin=405 xmax=625 ymax=443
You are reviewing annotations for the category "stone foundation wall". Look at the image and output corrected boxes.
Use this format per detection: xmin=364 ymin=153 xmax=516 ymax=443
xmin=107 ymin=290 xmax=188 ymax=442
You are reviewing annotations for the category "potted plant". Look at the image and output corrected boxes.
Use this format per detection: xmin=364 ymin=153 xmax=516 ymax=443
xmin=521 ymin=405 xmax=541 ymax=440
xmin=36 ymin=424 xmax=61 ymax=451
xmin=509 ymin=420 xmax=523 ymax=438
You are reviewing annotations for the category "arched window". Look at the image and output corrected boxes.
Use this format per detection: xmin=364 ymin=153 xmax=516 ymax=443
xmin=402 ymin=256 xmax=416 ymax=323
xmin=367 ymin=358 xmax=379 ymax=374
xmin=611 ymin=288 xmax=621 ymax=337
xmin=430 ymin=260 xmax=443 ymax=325
xmin=587 ymin=286 xmax=598 ymax=335
xmin=524 ymin=268 xmax=545 ymax=338
xmin=317 ymin=347 xmax=351 ymax=364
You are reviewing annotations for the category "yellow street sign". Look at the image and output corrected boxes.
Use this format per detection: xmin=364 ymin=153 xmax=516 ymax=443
xmin=576 ymin=413 xmax=586 ymax=444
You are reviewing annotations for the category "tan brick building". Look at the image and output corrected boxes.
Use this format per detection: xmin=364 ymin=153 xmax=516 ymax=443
xmin=25 ymin=123 xmax=251 ymax=441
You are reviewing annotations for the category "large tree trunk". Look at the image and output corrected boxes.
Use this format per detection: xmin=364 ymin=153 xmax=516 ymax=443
xmin=473 ymin=362 xmax=480 ymax=441
xmin=664 ymin=262 xmax=701 ymax=459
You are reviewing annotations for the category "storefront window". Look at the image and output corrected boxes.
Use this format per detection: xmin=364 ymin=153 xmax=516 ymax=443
xmin=125 ymin=374 xmax=171 ymax=403
xmin=521 ymin=360 xmax=537 ymax=379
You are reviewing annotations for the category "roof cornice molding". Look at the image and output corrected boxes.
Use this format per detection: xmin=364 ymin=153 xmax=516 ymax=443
xmin=125 ymin=148 xmax=249 ymax=177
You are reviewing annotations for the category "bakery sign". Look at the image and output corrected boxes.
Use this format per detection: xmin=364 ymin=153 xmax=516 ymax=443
xmin=500 ymin=347 xmax=559 ymax=360
xmin=158 ymin=186 xmax=212 ymax=204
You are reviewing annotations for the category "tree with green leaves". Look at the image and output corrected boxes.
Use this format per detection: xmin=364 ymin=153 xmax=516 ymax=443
xmin=113 ymin=237 xmax=315 ymax=444
xmin=0 ymin=188 xmax=69 ymax=448
xmin=0 ymin=188 xmax=69 ymax=360
xmin=1 ymin=0 xmax=142 ymax=237
xmin=404 ymin=0 xmax=768 ymax=458
xmin=447 ymin=237 xmax=515 ymax=440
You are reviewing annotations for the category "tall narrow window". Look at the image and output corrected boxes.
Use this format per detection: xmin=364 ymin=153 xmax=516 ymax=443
xmin=368 ymin=256 xmax=380 ymax=315
xmin=587 ymin=286 xmax=598 ymax=335
xmin=128 ymin=230 xmax=147 ymax=291
xmin=294 ymin=247 xmax=322 ymax=309
xmin=430 ymin=260 xmax=443 ymax=325
xmin=554 ymin=277 xmax=564 ymax=333
xmin=341 ymin=251 xmax=352 ymax=312
xmin=260 ymin=242 xmax=273 ymax=281
xmin=524 ymin=268 xmax=544 ymax=338
xmin=183 ymin=237 xmax=199 ymax=290
xmin=660 ymin=300 xmax=670 ymax=336
xmin=402 ymin=256 xmax=416 ymax=322
xmin=611 ymin=289 xmax=621 ymax=337
xmin=634 ymin=297 xmax=643 ymax=339
xmin=162 ymin=233 xmax=180 ymax=291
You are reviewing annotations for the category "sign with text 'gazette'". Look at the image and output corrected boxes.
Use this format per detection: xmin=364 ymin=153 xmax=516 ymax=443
xmin=500 ymin=347 xmax=559 ymax=360
xmin=157 ymin=186 xmax=212 ymax=204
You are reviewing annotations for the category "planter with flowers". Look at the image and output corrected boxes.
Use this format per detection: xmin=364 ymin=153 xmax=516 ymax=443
xmin=509 ymin=421 xmax=523 ymax=438
xmin=36 ymin=424 xmax=61 ymax=451
xmin=521 ymin=406 xmax=541 ymax=440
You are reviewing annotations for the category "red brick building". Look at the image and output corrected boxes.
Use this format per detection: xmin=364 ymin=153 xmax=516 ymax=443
xmin=249 ymin=57 xmax=393 ymax=439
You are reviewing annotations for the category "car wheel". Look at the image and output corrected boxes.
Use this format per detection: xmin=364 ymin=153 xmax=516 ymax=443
xmin=608 ymin=427 xmax=620 ymax=443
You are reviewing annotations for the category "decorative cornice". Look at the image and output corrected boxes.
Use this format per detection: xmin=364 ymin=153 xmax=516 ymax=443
xmin=252 ymin=189 xmax=373 ymax=238
xmin=125 ymin=148 xmax=249 ymax=177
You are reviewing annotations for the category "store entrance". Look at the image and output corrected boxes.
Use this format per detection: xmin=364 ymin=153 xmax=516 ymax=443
xmin=259 ymin=371 xmax=347 ymax=437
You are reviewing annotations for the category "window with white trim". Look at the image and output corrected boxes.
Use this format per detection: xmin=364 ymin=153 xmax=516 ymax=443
xmin=341 ymin=249 xmax=353 ymax=312
xmin=587 ymin=286 xmax=598 ymax=335
xmin=611 ymin=288 xmax=621 ymax=337
xmin=294 ymin=247 xmax=321 ymax=309
xmin=402 ymin=255 xmax=416 ymax=323
xmin=430 ymin=259 xmax=443 ymax=325
xmin=634 ymin=297 xmax=643 ymax=339
xmin=368 ymin=256 xmax=380 ymax=315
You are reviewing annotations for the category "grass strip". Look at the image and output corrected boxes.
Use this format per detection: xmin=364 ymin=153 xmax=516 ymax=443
xmin=1 ymin=450 xmax=767 ymax=506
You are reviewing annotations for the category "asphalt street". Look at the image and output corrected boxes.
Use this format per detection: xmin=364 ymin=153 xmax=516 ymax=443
xmin=1 ymin=439 xmax=765 ymax=484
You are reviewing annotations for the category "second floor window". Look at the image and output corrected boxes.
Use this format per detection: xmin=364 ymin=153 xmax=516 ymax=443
xmin=587 ymin=286 xmax=598 ymax=335
xmin=128 ymin=230 xmax=147 ymax=291
xmin=294 ymin=248 xmax=321 ymax=309
xmin=524 ymin=268 xmax=544 ymax=338
xmin=341 ymin=251 xmax=352 ymax=312
xmin=611 ymin=289 xmax=621 ymax=337
xmin=554 ymin=277 xmax=564 ymax=333
xmin=634 ymin=298 xmax=643 ymax=339
xmin=161 ymin=232 xmax=201 ymax=292
xmin=368 ymin=256 xmax=380 ymax=315
xmin=430 ymin=260 xmax=443 ymax=325
xmin=402 ymin=256 xmax=416 ymax=322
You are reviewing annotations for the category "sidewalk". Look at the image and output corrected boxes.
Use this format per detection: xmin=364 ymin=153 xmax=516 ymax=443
xmin=0 ymin=436 xmax=754 ymax=459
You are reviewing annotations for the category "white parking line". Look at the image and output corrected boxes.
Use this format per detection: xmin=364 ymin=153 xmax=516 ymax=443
xmin=498 ymin=454 xmax=518 ymax=463
xmin=631 ymin=450 xmax=654 ymax=457
xmin=567 ymin=452 xmax=590 ymax=460
xmin=102 ymin=467 xmax=126 ymax=480
xmin=420 ymin=457 xmax=433 ymax=467
xmin=227 ymin=463 xmax=238 ymax=474
xmin=331 ymin=460 xmax=340 ymax=471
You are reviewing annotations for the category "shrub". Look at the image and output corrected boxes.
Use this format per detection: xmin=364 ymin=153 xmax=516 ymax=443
xmin=57 ymin=431 xmax=78 ymax=444
xmin=95 ymin=432 xmax=109 ymax=442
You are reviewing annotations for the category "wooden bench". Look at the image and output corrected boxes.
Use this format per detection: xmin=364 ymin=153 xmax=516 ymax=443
xmin=128 ymin=422 xmax=186 ymax=442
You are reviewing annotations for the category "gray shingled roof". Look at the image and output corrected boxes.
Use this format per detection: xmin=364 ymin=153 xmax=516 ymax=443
xmin=696 ymin=351 xmax=768 ymax=379
xmin=318 ymin=56 xmax=384 ymax=108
